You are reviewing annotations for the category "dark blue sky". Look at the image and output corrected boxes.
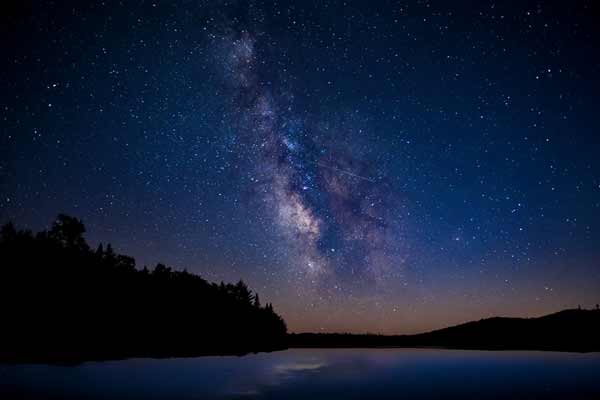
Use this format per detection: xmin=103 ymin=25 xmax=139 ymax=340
xmin=2 ymin=0 xmax=599 ymax=333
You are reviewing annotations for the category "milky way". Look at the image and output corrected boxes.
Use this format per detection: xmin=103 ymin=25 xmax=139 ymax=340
xmin=215 ymin=25 xmax=408 ymax=298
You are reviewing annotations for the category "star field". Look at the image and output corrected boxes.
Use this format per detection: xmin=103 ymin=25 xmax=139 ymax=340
xmin=2 ymin=1 xmax=600 ymax=334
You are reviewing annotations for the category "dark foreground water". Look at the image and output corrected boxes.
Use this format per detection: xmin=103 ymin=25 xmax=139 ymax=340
xmin=2 ymin=349 xmax=600 ymax=399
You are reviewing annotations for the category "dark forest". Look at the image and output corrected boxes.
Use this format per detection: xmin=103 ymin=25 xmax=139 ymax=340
xmin=0 ymin=215 xmax=287 ymax=363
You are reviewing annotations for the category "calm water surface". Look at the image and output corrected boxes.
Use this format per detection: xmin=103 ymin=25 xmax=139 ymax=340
xmin=1 ymin=349 xmax=599 ymax=399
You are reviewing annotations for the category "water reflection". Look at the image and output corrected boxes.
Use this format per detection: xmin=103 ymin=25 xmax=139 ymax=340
xmin=224 ymin=354 xmax=328 ymax=397
xmin=273 ymin=361 xmax=326 ymax=373
xmin=1 ymin=349 xmax=599 ymax=399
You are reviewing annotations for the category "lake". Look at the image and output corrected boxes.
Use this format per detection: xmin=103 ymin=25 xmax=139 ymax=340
xmin=1 ymin=348 xmax=600 ymax=399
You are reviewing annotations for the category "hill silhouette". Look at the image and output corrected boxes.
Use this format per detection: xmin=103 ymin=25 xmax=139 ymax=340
xmin=290 ymin=308 xmax=600 ymax=352
xmin=0 ymin=215 xmax=287 ymax=363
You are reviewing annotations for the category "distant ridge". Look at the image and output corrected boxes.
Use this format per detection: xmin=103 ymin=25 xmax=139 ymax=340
xmin=290 ymin=308 xmax=600 ymax=352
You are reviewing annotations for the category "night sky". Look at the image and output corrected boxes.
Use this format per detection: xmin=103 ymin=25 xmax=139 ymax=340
xmin=2 ymin=1 xmax=600 ymax=334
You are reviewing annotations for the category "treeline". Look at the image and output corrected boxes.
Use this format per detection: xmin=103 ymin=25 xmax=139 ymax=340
xmin=0 ymin=214 xmax=287 ymax=363
xmin=290 ymin=308 xmax=600 ymax=352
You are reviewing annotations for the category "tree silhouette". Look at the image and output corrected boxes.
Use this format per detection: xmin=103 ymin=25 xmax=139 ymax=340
xmin=254 ymin=293 xmax=261 ymax=308
xmin=0 ymin=221 xmax=16 ymax=243
xmin=49 ymin=214 xmax=88 ymax=251
xmin=0 ymin=215 xmax=287 ymax=363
